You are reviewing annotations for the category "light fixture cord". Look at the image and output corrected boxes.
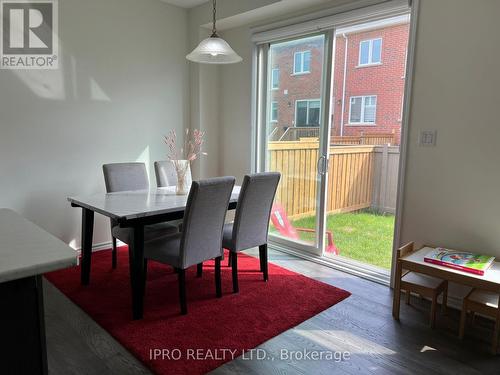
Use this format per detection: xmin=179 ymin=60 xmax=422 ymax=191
xmin=211 ymin=0 xmax=218 ymax=37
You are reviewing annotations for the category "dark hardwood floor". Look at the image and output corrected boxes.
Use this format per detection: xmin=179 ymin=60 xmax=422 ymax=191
xmin=45 ymin=248 xmax=500 ymax=374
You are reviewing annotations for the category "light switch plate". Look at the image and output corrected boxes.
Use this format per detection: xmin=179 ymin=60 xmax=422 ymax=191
xmin=419 ymin=130 xmax=437 ymax=147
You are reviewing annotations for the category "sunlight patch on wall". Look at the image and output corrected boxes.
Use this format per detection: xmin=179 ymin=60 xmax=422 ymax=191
xmin=10 ymin=38 xmax=65 ymax=99
xmin=68 ymin=238 xmax=78 ymax=250
xmin=90 ymin=77 xmax=111 ymax=101
xmin=136 ymin=146 xmax=151 ymax=179
xmin=12 ymin=68 xmax=65 ymax=99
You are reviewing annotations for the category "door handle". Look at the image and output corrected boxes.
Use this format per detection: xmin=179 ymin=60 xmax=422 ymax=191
xmin=317 ymin=155 xmax=327 ymax=176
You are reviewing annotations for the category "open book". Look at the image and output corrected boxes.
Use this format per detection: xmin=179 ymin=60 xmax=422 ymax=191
xmin=424 ymin=248 xmax=495 ymax=276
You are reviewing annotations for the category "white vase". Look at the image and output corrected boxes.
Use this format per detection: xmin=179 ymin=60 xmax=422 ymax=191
xmin=174 ymin=160 xmax=192 ymax=195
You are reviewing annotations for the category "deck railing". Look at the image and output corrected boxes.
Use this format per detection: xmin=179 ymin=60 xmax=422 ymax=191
xmin=268 ymin=126 xmax=398 ymax=145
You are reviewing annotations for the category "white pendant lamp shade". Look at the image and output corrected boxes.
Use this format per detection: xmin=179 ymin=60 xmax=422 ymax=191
xmin=186 ymin=0 xmax=242 ymax=65
xmin=186 ymin=36 xmax=242 ymax=64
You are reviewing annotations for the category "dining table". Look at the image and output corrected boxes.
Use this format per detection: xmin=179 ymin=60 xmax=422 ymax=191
xmin=68 ymin=186 xmax=240 ymax=319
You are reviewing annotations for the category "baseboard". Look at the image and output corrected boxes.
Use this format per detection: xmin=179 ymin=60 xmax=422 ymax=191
xmin=74 ymin=240 xmax=124 ymax=256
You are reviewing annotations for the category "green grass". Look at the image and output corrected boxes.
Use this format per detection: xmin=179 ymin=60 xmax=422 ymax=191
xmin=290 ymin=210 xmax=395 ymax=269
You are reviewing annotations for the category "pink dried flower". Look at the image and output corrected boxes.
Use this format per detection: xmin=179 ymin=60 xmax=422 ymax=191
xmin=164 ymin=128 xmax=206 ymax=163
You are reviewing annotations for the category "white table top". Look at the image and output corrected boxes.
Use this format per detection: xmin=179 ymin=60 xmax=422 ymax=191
xmin=404 ymin=247 xmax=500 ymax=285
xmin=68 ymin=186 xmax=241 ymax=221
xmin=0 ymin=209 xmax=77 ymax=283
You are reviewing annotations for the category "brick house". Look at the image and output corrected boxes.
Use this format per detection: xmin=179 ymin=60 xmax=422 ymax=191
xmin=269 ymin=15 xmax=409 ymax=145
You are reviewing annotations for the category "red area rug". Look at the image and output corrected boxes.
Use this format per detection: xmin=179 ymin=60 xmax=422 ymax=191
xmin=46 ymin=247 xmax=350 ymax=374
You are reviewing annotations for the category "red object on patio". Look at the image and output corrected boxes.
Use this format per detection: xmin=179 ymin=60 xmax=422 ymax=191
xmin=45 ymin=247 xmax=349 ymax=375
xmin=270 ymin=203 xmax=339 ymax=255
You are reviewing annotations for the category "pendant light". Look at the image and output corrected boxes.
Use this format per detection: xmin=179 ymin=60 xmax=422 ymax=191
xmin=186 ymin=0 xmax=242 ymax=64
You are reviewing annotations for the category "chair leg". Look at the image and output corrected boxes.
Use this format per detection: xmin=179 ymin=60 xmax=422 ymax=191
xmin=142 ymin=259 xmax=148 ymax=296
xmin=441 ymin=283 xmax=448 ymax=314
xmin=197 ymin=263 xmax=203 ymax=278
xmin=459 ymin=302 xmax=467 ymax=340
xmin=259 ymin=246 xmax=264 ymax=272
xmin=112 ymin=236 xmax=117 ymax=269
xmin=177 ymin=268 xmax=187 ymax=315
xmin=405 ymin=289 xmax=411 ymax=305
xmin=430 ymin=294 xmax=438 ymax=329
xmin=227 ymin=252 xmax=232 ymax=267
xmin=231 ymin=252 xmax=239 ymax=293
xmin=492 ymin=317 xmax=500 ymax=355
xmin=215 ymin=257 xmax=222 ymax=298
xmin=261 ymin=244 xmax=268 ymax=282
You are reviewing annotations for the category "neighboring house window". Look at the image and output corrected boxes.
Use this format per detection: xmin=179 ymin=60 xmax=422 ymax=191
xmin=271 ymin=68 xmax=279 ymax=89
xmin=271 ymin=101 xmax=278 ymax=122
xmin=296 ymin=99 xmax=320 ymax=126
xmin=293 ymin=50 xmax=311 ymax=74
xmin=349 ymin=96 xmax=377 ymax=124
xmin=359 ymin=38 xmax=382 ymax=66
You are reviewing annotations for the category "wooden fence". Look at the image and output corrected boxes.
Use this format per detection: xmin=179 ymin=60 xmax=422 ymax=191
xmin=268 ymin=141 xmax=399 ymax=218
xmin=268 ymin=142 xmax=375 ymax=218
xmin=331 ymin=131 xmax=397 ymax=146
xmin=269 ymin=126 xmax=398 ymax=145
xmin=371 ymin=145 xmax=400 ymax=214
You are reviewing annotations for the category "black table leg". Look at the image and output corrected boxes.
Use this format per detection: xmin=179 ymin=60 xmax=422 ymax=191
xmin=128 ymin=224 xmax=145 ymax=320
xmin=0 ymin=275 xmax=48 ymax=375
xmin=81 ymin=208 xmax=94 ymax=285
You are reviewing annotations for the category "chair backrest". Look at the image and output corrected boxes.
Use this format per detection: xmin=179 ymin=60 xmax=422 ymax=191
xmin=231 ymin=172 xmax=281 ymax=251
xmin=180 ymin=176 xmax=235 ymax=268
xmin=398 ymin=242 xmax=414 ymax=259
xmin=154 ymin=160 xmax=192 ymax=187
xmin=102 ymin=163 xmax=149 ymax=193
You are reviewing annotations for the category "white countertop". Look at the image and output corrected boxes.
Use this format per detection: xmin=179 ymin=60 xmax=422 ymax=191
xmin=0 ymin=209 xmax=77 ymax=283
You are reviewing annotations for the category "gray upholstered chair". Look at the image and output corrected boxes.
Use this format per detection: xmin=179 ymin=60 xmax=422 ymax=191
xmin=144 ymin=176 xmax=235 ymax=315
xmin=154 ymin=160 xmax=192 ymax=187
xmin=102 ymin=163 xmax=178 ymax=268
xmin=224 ymin=172 xmax=281 ymax=293
xmin=154 ymin=160 xmax=192 ymax=230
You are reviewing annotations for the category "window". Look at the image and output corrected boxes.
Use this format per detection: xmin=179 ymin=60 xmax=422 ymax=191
xmin=349 ymin=96 xmax=377 ymax=124
xmin=293 ymin=50 xmax=311 ymax=74
xmin=359 ymin=38 xmax=382 ymax=66
xmin=295 ymin=99 xmax=320 ymax=126
xmin=271 ymin=68 xmax=279 ymax=89
xmin=271 ymin=101 xmax=278 ymax=122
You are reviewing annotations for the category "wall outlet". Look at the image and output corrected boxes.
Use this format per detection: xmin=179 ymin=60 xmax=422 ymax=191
xmin=419 ymin=130 xmax=437 ymax=147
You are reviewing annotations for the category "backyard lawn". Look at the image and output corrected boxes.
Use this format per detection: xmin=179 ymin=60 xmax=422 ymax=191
xmin=291 ymin=210 xmax=395 ymax=269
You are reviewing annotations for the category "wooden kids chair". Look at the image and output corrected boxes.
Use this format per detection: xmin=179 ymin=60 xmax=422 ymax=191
xmin=395 ymin=242 xmax=448 ymax=328
xmin=459 ymin=288 xmax=500 ymax=354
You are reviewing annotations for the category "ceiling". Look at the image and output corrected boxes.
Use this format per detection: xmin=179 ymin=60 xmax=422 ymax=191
xmin=160 ymin=0 xmax=209 ymax=8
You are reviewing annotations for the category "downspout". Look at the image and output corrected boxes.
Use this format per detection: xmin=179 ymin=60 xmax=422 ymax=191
xmin=339 ymin=33 xmax=348 ymax=137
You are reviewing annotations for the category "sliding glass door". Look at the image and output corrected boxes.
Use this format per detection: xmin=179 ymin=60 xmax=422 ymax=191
xmin=255 ymin=2 xmax=412 ymax=277
xmin=260 ymin=32 xmax=334 ymax=255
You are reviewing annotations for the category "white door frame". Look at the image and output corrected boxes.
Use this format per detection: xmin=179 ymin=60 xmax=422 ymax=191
xmin=251 ymin=0 xmax=419 ymax=286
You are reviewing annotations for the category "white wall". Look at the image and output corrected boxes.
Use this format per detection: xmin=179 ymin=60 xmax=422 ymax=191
xmin=0 ymin=0 xmax=189 ymax=247
xmin=217 ymin=27 xmax=254 ymax=182
xmin=400 ymin=0 xmax=500 ymax=256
